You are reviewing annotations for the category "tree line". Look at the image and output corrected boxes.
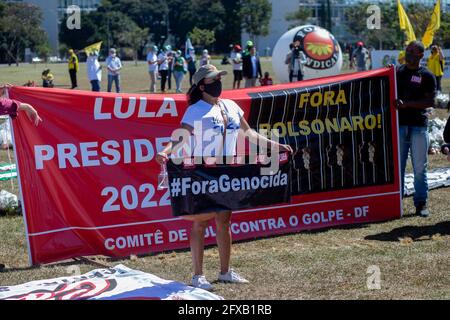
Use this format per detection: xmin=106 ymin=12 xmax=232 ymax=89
xmin=3 ymin=0 xmax=450 ymax=65
xmin=0 ymin=2 xmax=50 ymax=65
xmin=59 ymin=0 xmax=272 ymax=60
xmin=343 ymin=2 xmax=450 ymax=49
xmin=286 ymin=2 xmax=450 ymax=50
xmin=0 ymin=0 xmax=272 ymax=63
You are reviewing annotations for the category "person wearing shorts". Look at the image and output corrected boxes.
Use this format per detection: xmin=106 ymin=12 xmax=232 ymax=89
xmin=231 ymin=45 xmax=243 ymax=89
xmin=156 ymin=65 xmax=293 ymax=290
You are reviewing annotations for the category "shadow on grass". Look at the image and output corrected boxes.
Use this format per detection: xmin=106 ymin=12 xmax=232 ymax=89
xmin=52 ymin=215 xmax=421 ymax=265
xmin=0 ymin=215 xmax=428 ymax=271
xmin=364 ymin=221 xmax=450 ymax=242
xmin=0 ymin=257 xmax=110 ymax=273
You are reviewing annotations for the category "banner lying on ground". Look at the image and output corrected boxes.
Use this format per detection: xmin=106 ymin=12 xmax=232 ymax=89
xmin=371 ymin=50 xmax=450 ymax=78
xmin=0 ymin=264 xmax=223 ymax=300
xmin=9 ymin=67 xmax=401 ymax=265
xmin=0 ymin=163 xmax=17 ymax=181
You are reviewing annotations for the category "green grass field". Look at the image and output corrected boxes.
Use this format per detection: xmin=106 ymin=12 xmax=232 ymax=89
xmin=0 ymin=60 xmax=449 ymax=299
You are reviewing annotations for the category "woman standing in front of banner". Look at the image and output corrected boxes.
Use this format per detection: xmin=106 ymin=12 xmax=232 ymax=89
xmin=156 ymin=65 xmax=293 ymax=290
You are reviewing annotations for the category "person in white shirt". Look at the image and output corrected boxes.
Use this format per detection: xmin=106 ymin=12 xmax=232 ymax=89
xmin=86 ymin=50 xmax=102 ymax=92
xmin=199 ymin=49 xmax=210 ymax=67
xmin=230 ymin=44 xmax=243 ymax=89
xmin=156 ymin=64 xmax=293 ymax=291
xmin=158 ymin=47 xmax=170 ymax=92
xmin=106 ymin=48 xmax=122 ymax=93
xmin=147 ymin=45 xmax=159 ymax=93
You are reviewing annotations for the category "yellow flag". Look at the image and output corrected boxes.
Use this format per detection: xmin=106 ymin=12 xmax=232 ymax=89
xmin=84 ymin=41 xmax=102 ymax=55
xmin=422 ymin=0 xmax=440 ymax=48
xmin=398 ymin=0 xmax=416 ymax=45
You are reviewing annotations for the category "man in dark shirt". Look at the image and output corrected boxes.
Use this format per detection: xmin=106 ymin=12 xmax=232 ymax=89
xmin=396 ymin=41 xmax=436 ymax=217
xmin=242 ymin=46 xmax=262 ymax=88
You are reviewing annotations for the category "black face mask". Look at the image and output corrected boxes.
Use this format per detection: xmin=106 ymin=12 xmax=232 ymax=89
xmin=203 ymin=80 xmax=222 ymax=97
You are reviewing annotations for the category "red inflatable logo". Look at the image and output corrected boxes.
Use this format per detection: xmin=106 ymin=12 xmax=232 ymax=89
xmin=295 ymin=25 xmax=340 ymax=70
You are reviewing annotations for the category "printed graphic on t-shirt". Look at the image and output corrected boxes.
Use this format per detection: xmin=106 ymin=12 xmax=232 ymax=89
xmin=410 ymin=75 xmax=422 ymax=84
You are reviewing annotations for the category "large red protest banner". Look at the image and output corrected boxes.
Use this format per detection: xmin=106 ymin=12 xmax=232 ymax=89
xmin=9 ymin=68 xmax=401 ymax=265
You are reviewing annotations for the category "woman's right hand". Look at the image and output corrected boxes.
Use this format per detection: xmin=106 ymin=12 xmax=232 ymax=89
xmin=156 ymin=152 xmax=169 ymax=165
xmin=19 ymin=103 xmax=43 ymax=126
xmin=280 ymin=144 xmax=294 ymax=155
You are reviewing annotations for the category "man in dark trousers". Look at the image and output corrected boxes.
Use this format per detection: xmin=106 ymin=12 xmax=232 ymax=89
xmin=242 ymin=45 xmax=262 ymax=88
xmin=67 ymin=49 xmax=78 ymax=89
xmin=395 ymin=41 xmax=436 ymax=217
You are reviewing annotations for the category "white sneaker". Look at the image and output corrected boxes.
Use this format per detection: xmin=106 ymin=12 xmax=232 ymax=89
xmin=191 ymin=275 xmax=214 ymax=291
xmin=218 ymin=269 xmax=249 ymax=284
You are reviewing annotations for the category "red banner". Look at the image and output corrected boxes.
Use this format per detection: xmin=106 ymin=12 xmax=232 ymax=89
xmin=9 ymin=68 xmax=401 ymax=265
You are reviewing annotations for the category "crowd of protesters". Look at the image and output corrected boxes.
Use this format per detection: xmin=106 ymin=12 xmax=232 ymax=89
xmin=58 ymin=41 xmax=277 ymax=94
xmin=1 ymin=38 xmax=450 ymax=284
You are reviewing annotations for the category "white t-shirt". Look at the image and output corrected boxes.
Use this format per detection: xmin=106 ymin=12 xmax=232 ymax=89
xmin=87 ymin=56 xmax=102 ymax=81
xmin=181 ymin=99 xmax=244 ymax=157
xmin=147 ymin=52 xmax=158 ymax=72
xmin=231 ymin=52 xmax=243 ymax=71
xmin=158 ymin=52 xmax=169 ymax=70
xmin=199 ymin=55 xmax=210 ymax=67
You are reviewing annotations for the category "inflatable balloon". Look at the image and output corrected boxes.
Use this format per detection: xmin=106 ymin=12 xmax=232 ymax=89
xmin=272 ymin=25 xmax=343 ymax=83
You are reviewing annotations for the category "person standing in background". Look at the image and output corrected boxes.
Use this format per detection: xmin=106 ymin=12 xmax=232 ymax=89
xmin=231 ymin=45 xmax=243 ymax=89
xmin=288 ymin=40 xmax=306 ymax=82
xmin=147 ymin=45 xmax=159 ymax=93
xmin=166 ymin=46 xmax=174 ymax=91
xmin=199 ymin=49 xmax=210 ymax=67
xmin=158 ymin=46 xmax=170 ymax=93
xmin=242 ymin=40 xmax=254 ymax=58
xmin=242 ymin=45 xmax=262 ymax=88
xmin=427 ymin=45 xmax=444 ymax=93
xmin=396 ymin=41 xmax=436 ymax=217
xmin=86 ymin=51 xmax=102 ymax=92
xmin=186 ymin=48 xmax=197 ymax=86
xmin=68 ymin=49 xmax=78 ymax=89
xmin=285 ymin=43 xmax=294 ymax=82
xmin=173 ymin=50 xmax=187 ymax=93
xmin=398 ymin=50 xmax=406 ymax=65
xmin=351 ymin=41 xmax=369 ymax=72
xmin=106 ymin=48 xmax=122 ymax=93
